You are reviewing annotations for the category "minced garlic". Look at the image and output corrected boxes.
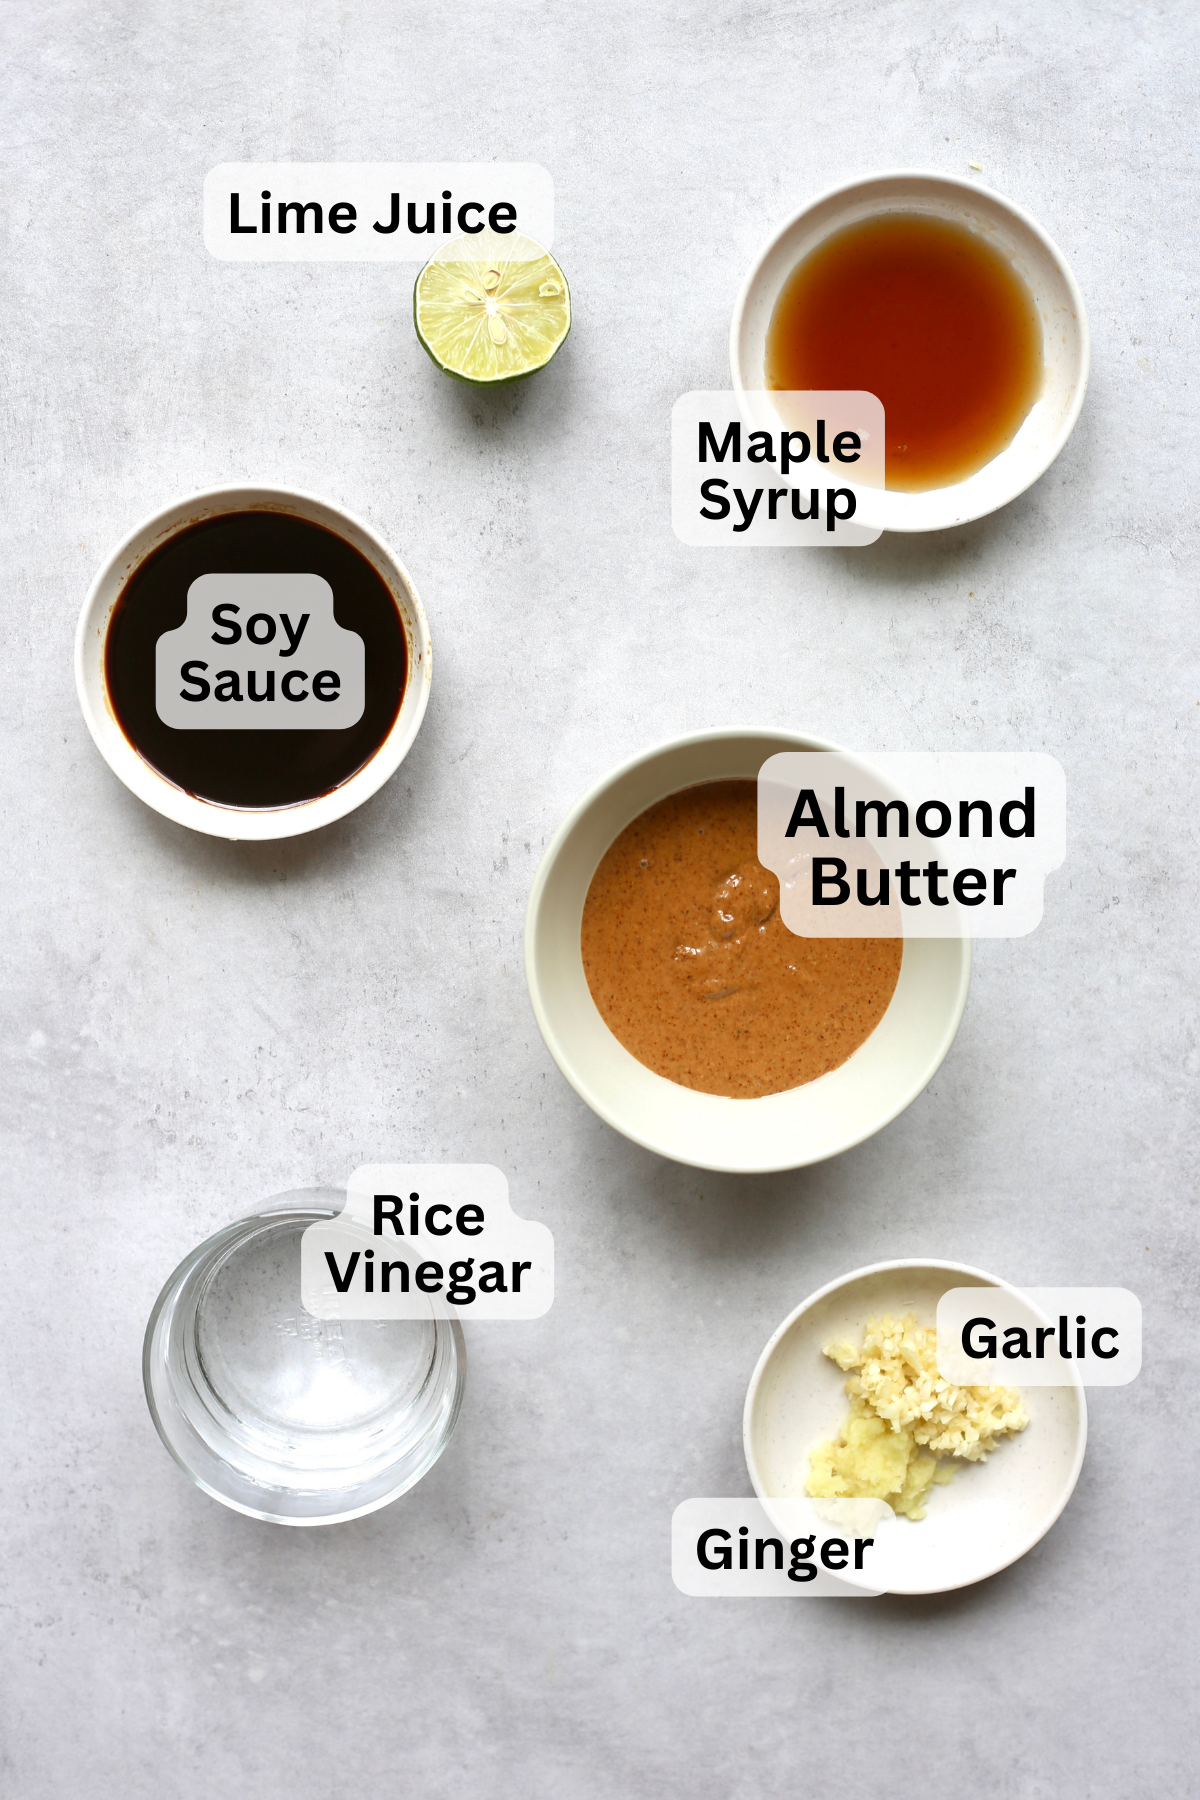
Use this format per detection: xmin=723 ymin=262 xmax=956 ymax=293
xmin=806 ymin=1312 xmax=1029 ymax=1521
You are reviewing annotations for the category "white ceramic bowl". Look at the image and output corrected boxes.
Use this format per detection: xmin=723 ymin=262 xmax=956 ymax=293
xmin=75 ymin=484 xmax=432 ymax=839
xmin=730 ymin=170 xmax=1089 ymax=533
xmin=524 ymin=729 xmax=971 ymax=1173
xmin=744 ymin=1259 xmax=1087 ymax=1593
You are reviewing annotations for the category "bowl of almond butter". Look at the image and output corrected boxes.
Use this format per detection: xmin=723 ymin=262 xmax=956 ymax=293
xmin=525 ymin=727 xmax=971 ymax=1173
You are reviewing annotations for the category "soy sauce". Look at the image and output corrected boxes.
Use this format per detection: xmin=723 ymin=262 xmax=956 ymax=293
xmin=766 ymin=213 xmax=1044 ymax=492
xmin=104 ymin=511 xmax=408 ymax=809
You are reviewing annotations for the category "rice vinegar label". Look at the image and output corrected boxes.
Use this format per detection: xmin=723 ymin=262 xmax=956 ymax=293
xmin=301 ymin=1165 xmax=554 ymax=1321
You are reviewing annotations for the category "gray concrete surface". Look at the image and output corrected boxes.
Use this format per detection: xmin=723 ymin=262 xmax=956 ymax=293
xmin=2 ymin=3 xmax=1197 ymax=1795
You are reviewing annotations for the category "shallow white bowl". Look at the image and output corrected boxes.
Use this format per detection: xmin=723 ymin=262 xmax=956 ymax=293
xmin=744 ymin=1259 xmax=1087 ymax=1594
xmin=75 ymin=484 xmax=432 ymax=840
xmin=730 ymin=170 xmax=1089 ymax=533
xmin=524 ymin=729 xmax=971 ymax=1174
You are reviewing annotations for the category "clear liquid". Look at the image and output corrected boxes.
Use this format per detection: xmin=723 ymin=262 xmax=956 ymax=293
xmin=148 ymin=1202 xmax=464 ymax=1517
xmin=190 ymin=1218 xmax=438 ymax=1468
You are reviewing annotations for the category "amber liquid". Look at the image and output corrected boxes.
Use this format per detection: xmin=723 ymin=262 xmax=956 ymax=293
xmin=765 ymin=213 xmax=1044 ymax=492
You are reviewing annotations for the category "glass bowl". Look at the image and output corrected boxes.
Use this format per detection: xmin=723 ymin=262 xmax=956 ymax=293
xmin=143 ymin=1191 xmax=466 ymax=1525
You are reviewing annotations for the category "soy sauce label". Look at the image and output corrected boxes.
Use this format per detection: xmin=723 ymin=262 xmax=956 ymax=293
xmin=154 ymin=573 xmax=365 ymax=730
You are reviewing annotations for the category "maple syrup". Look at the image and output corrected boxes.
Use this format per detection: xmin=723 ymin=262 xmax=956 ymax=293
xmin=766 ymin=213 xmax=1044 ymax=492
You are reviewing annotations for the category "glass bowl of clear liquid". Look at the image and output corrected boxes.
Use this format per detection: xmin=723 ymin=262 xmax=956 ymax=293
xmin=143 ymin=1191 xmax=466 ymax=1524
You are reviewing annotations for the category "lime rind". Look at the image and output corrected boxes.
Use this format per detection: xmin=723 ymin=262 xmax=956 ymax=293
xmin=414 ymin=229 xmax=571 ymax=384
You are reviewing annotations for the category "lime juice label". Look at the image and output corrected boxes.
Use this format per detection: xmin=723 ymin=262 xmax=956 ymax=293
xmin=205 ymin=163 xmax=554 ymax=260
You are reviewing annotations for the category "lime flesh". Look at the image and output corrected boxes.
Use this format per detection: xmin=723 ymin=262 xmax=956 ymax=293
xmin=414 ymin=229 xmax=571 ymax=383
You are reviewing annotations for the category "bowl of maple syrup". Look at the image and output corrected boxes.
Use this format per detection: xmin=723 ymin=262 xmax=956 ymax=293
xmin=730 ymin=171 xmax=1089 ymax=533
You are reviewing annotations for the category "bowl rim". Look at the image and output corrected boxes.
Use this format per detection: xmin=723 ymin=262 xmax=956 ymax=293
xmin=142 ymin=1199 xmax=466 ymax=1526
xmin=742 ymin=1255 xmax=1089 ymax=1593
xmin=524 ymin=726 xmax=973 ymax=1173
xmin=74 ymin=481 xmax=432 ymax=841
xmin=729 ymin=167 xmax=1091 ymax=533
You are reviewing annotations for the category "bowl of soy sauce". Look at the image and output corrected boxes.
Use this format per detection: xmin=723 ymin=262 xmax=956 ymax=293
xmin=75 ymin=485 xmax=431 ymax=838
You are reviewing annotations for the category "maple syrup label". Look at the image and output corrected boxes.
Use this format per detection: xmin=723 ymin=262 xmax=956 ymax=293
xmin=672 ymin=391 xmax=884 ymax=545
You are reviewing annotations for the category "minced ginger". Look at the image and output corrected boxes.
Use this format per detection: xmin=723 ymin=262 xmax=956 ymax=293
xmin=806 ymin=1312 xmax=1029 ymax=1521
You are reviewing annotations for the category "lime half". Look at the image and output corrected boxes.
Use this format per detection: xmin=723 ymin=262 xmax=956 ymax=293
xmin=414 ymin=228 xmax=570 ymax=384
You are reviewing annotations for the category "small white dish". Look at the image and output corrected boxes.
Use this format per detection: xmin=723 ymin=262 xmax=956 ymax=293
xmin=75 ymin=483 xmax=431 ymax=840
xmin=744 ymin=1259 xmax=1087 ymax=1594
xmin=730 ymin=170 xmax=1089 ymax=533
xmin=524 ymin=729 xmax=970 ymax=1173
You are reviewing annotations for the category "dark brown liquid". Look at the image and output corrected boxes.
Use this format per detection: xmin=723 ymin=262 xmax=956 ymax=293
xmin=766 ymin=213 xmax=1043 ymax=492
xmin=104 ymin=512 xmax=408 ymax=809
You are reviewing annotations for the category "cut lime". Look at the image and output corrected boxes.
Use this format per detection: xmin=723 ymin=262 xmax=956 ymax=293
xmin=414 ymin=228 xmax=570 ymax=384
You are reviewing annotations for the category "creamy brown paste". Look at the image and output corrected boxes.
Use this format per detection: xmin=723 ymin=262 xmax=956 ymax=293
xmin=581 ymin=780 xmax=903 ymax=1099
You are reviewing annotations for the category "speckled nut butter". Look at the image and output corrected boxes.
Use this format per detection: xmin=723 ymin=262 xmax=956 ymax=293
xmin=581 ymin=780 xmax=902 ymax=1099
